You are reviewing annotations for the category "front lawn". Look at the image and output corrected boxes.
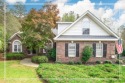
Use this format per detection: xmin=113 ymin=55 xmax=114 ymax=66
xmin=0 ymin=61 xmax=41 ymax=83
xmin=37 ymin=63 xmax=125 ymax=83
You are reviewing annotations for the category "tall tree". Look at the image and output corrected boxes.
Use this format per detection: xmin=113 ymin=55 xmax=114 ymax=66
xmin=21 ymin=3 xmax=60 ymax=53
xmin=10 ymin=2 xmax=26 ymax=22
xmin=121 ymin=25 xmax=125 ymax=49
xmin=62 ymin=11 xmax=78 ymax=22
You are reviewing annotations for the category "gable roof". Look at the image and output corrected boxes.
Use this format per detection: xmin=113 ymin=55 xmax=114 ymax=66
xmin=9 ymin=31 xmax=23 ymax=40
xmin=54 ymin=10 xmax=119 ymax=40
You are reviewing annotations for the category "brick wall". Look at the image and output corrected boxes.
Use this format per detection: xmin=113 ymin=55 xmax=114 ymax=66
xmin=56 ymin=41 xmax=116 ymax=63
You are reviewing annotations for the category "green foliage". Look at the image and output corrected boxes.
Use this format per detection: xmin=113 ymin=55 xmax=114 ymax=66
xmin=0 ymin=25 xmax=4 ymax=52
xmin=10 ymin=2 xmax=26 ymax=19
xmin=62 ymin=11 xmax=78 ymax=22
xmin=6 ymin=53 xmax=25 ymax=60
xmin=122 ymin=49 xmax=125 ymax=56
xmin=116 ymin=60 xmax=123 ymax=64
xmin=47 ymin=48 xmax=56 ymax=61
xmin=31 ymin=56 xmax=48 ymax=64
xmin=36 ymin=63 xmax=122 ymax=83
xmin=55 ymin=61 xmax=62 ymax=64
xmin=21 ymin=5 xmax=59 ymax=51
xmin=104 ymin=60 xmax=112 ymax=64
xmin=75 ymin=61 xmax=82 ymax=65
xmin=96 ymin=61 xmax=101 ymax=64
xmin=68 ymin=61 xmax=74 ymax=65
xmin=82 ymin=46 xmax=93 ymax=63
xmin=6 ymin=13 xmax=22 ymax=38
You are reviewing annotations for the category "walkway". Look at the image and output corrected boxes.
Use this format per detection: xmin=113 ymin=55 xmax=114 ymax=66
xmin=20 ymin=58 xmax=39 ymax=67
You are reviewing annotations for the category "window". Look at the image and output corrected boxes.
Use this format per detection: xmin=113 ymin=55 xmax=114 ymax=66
xmin=83 ymin=28 xmax=90 ymax=34
xmin=68 ymin=43 xmax=76 ymax=57
xmin=96 ymin=43 xmax=103 ymax=57
xmin=12 ymin=40 xmax=22 ymax=52
xmin=82 ymin=18 xmax=90 ymax=35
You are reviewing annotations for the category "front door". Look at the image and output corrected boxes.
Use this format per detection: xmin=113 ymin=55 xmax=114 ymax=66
xmin=96 ymin=43 xmax=103 ymax=57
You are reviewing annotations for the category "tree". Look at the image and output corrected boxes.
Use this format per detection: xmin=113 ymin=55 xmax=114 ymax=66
xmin=102 ymin=18 xmax=113 ymax=27
xmin=10 ymin=2 xmax=26 ymax=22
xmin=121 ymin=25 xmax=125 ymax=49
xmin=62 ymin=11 xmax=78 ymax=22
xmin=82 ymin=46 xmax=93 ymax=63
xmin=21 ymin=3 xmax=60 ymax=53
xmin=0 ymin=25 xmax=4 ymax=52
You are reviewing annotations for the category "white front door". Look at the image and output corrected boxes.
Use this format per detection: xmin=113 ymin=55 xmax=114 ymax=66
xmin=96 ymin=43 xmax=103 ymax=57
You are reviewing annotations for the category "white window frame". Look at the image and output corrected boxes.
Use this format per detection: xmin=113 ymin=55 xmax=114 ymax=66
xmin=68 ymin=43 xmax=76 ymax=57
xmin=12 ymin=40 xmax=22 ymax=52
xmin=96 ymin=43 xmax=103 ymax=57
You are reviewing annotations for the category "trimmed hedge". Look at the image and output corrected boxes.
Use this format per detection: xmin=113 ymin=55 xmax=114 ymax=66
xmin=31 ymin=56 xmax=48 ymax=64
xmin=6 ymin=53 xmax=25 ymax=60
xmin=36 ymin=63 xmax=121 ymax=83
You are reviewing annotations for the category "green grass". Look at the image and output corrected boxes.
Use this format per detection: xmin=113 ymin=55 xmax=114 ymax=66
xmin=0 ymin=60 xmax=41 ymax=83
xmin=37 ymin=63 xmax=125 ymax=83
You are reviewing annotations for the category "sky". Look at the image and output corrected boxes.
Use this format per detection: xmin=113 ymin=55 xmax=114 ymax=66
xmin=5 ymin=0 xmax=125 ymax=30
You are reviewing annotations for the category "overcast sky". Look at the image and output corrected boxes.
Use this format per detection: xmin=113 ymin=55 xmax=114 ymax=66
xmin=5 ymin=0 xmax=125 ymax=29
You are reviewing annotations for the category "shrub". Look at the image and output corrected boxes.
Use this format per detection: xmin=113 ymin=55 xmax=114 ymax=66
xmin=122 ymin=50 xmax=125 ymax=56
xmin=6 ymin=53 xmax=25 ymax=60
xmin=31 ymin=56 xmax=48 ymax=64
xmin=75 ymin=61 xmax=82 ymax=65
xmin=68 ymin=61 xmax=74 ymax=65
xmin=104 ymin=60 xmax=112 ymax=64
xmin=55 ymin=61 xmax=62 ymax=64
xmin=96 ymin=61 xmax=101 ymax=64
xmin=82 ymin=46 xmax=93 ymax=63
xmin=47 ymin=48 xmax=56 ymax=61
xmin=116 ymin=60 xmax=123 ymax=64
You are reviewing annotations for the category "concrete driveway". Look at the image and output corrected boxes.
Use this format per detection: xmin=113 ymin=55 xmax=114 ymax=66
xmin=20 ymin=58 xmax=39 ymax=67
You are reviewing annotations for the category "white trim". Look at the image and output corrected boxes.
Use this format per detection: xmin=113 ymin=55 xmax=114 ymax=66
xmin=9 ymin=31 xmax=23 ymax=40
xmin=12 ymin=40 xmax=22 ymax=52
xmin=54 ymin=38 xmax=118 ymax=41
xmin=96 ymin=43 xmax=103 ymax=57
xmin=56 ymin=22 xmax=73 ymax=24
xmin=54 ymin=10 xmax=119 ymax=40
xmin=68 ymin=43 xmax=76 ymax=57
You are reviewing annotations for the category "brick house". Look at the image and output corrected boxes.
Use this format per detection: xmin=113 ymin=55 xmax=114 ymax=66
xmin=8 ymin=31 xmax=53 ymax=55
xmin=54 ymin=10 xmax=119 ymax=63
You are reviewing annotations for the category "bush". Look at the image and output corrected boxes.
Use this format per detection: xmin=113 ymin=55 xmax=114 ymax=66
xmin=6 ymin=53 xmax=25 ymax=60
xmin=82 ymin=46 xmax=93 ymax=63
xmin=96 ymin=61 xmax=101 ymax=64
xmin=47 ymin=48 xmax=56 ymax=61
xmin=104 ymin=60 xmax=112 ymax=64
xmin=68 ymin=61 xmax=74 ymax=65
xmin=116 ymin=60 xmax=123 ymax=64
xmin=55 ymin=61 xmax=62 ymax=64
xmin=122 ymin=50 xmax=125 ymax=56
xmin=75 ymin=61 xmax=82 ymax=65
xmin=31 ymin=56 xmax=48 ymax=64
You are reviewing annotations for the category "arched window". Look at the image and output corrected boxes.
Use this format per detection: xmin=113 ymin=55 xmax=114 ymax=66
xmin=12 ymin=40 xmax=22 ymax=52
